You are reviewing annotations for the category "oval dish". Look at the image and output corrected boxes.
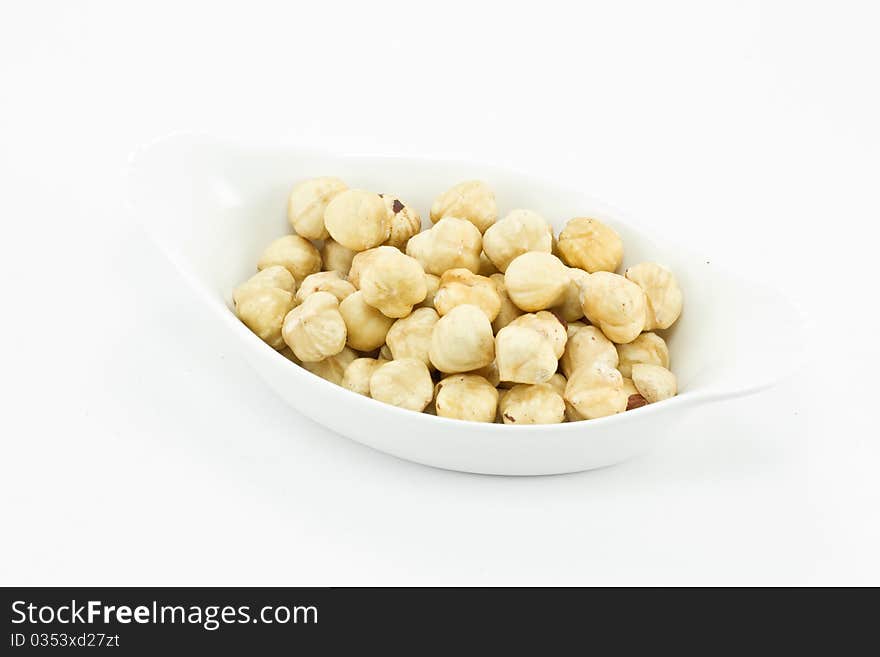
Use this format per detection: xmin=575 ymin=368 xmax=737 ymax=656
xmin=127 ymin=134 xmax=804 ymax=475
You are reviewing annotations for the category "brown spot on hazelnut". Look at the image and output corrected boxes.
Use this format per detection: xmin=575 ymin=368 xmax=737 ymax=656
xmin=626 ymin=394 xmax=648 ymax=410
xmin=549 ymin=310 xmax=568 ymax=331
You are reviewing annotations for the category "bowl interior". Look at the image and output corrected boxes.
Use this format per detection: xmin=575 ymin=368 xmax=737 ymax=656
xmin=128 ymin=135 xmax=751 ymax=404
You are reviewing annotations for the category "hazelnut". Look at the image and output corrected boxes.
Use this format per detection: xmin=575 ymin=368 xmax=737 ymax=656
xmin=257 ymin=235 xmax=322 ymax=282
xmin=418 ymin=274 xmax=441 ymax=309
xmin=359 ymin=247 xmax=428 ymax=317
xmin=504 ymin=252 xmax=570 ymax=311
xmin=434 ymin=269 xmax=502 ymax=321
xmin=482 ymin=209 xmax=554 ymax=272
xmin=287 ymin=176 xmax=348 ymax=240
xmin=320 ymin=239 xmax=356 ymax=276
xmin=560 ymin=325 xmax=618 ymax=378
xmin=369 ymin=358 xmax=434 ymax=412
xmin=406 ymin=216 xmax=483 ymax=275
xmin=499 ymin=383 xmax=566 ymax=425
xmin=564 ymin=401 xmax=586 ymax=423
xmin=495 ymin=324 xmax=558 ymax=384
xmin=507 ymin=312 xmax=567 ymax=358
xmin=338 ymin=290 xmax=395 ymax=352
xmin=381 ymin=194 xmax=422 ymax=249
xmin=434 ymin=374 xmax=499 ymax=423
xmin=553 ymin=268 xmax=589 ymax=322
xmin=490 ymin=273 xmax=524 ymax=332
xmin=478 ymin=252 xmax=499 ymax=277
xmin=301 ymin=346 xmax=357 ymax=385
xmin=631 ymin=363 xmax=677 ymax=403
xmin=467 ymin=361 xmax=501 ymax=387
xmin=324 ymin=189 xmax=391 ymax=251
xmin=295 ymin=271 xmax=356 ymax=304
xmin=564 ymin=362 xmax=628 ymax=420
xmin=233 ymin=265 xmax=296 ymax=305
xmin=556 ymin=217 xmax=623 ymax=273
xmin=621 ymin=377 xmax=648 ymax=410
xmin=625 ymin=262 xmax=683 ymax=330
xmin=546 ymin=372 xmax=567 ymax=396
xmin=347 ymin=246 xmax=385 ymax=289
xmin=495 ymin=389 xmax=508 ymax=422
xmin=430 ymin=180 xmax=497 ymax=233
xmin=385 ymin=307 xmax=439 ymax=367
xmin=580 ymin=271 xmax=647 ymax=344
xmin=566 ymin=321 xmax=588 ymax=339
xmin=429 ymin=304 xmax=495 ymax=373
xmin=616 ymin=332 xmax=669 ymax=378
xmin=281 ymin=291 xmax=347 ymax=362
xmin=378 ymin=344 xmax=393 ymax=361
xmin=233 ymin=266 xmax=299 ymax=351
xmin=341 ymin=357 xmax=387 ymax=396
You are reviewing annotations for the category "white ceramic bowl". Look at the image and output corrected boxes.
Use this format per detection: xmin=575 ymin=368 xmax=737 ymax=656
xmin=126 ymin=133 xmax=804 ymax=475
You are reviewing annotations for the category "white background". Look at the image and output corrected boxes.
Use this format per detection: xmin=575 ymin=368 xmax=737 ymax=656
xmin=1 ymin=0 xmax=878 ymax=585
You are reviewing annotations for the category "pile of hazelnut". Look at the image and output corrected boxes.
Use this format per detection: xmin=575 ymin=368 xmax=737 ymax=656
xmin=233 ymin=178 xmax=682 ymax=424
